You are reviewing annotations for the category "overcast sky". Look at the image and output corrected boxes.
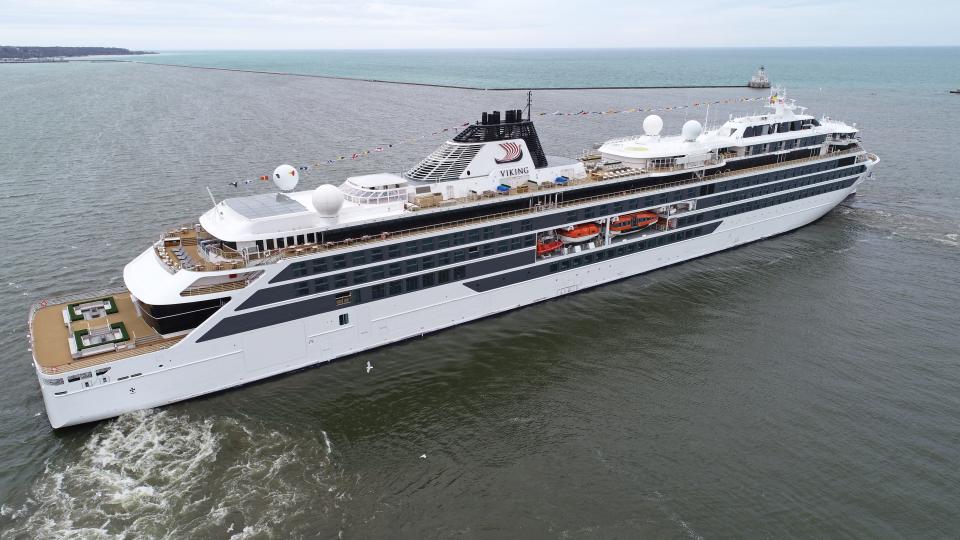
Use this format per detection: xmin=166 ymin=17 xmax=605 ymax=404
xmin=1 ymin=0 xmax=956 ymax=49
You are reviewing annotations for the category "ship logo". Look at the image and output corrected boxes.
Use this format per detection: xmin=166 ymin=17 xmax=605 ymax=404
xmin=495 ymin=142 xmax=523 ymax=164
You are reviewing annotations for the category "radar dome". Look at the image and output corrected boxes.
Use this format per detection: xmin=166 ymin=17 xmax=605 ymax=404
xmin=642 ymin=114 xmax=664 ymax=136
xmin=273 ymin=164 xmax=299 ymax=191
xmin=681 ymin=120 xmax=703 ymax=142
xmin=312 ymin=184 xmax=344 ymax=217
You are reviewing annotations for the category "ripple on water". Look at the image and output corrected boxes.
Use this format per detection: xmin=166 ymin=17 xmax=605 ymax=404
xmin=0 ymin=410 xmax=348 ymax=539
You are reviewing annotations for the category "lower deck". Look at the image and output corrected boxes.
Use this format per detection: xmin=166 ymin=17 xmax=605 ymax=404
xmin=31 ymin=292 xmax=180 ymax=374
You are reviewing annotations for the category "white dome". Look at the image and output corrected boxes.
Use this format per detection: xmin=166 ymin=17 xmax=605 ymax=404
xmin=642 ymin=114 xmax=664 ymax=136
xmin=681 ymin=120 xmax=703 ymax=142
xmin=311 ymin=184 xmax=344 ymax=217
xmin=273 ymin=164 xmax=299 ymax=191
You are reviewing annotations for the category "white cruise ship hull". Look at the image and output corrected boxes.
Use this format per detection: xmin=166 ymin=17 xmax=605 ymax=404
xmin=39 ymin=180 xmax=863 ymax=429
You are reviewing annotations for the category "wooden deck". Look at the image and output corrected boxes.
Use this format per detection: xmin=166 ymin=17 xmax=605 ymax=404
xmin=31 ymin=292 xmax=168 ymax=373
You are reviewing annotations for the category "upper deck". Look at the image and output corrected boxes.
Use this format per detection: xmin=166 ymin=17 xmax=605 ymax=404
xmin=157 ymin=145 xmax=868 ymax=273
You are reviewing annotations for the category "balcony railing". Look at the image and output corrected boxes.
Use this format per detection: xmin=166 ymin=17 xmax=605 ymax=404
xmin=160 ymin=147 xmax=863 ymax=273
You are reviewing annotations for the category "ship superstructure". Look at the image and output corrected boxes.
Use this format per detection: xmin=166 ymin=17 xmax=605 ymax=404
xmin=28 ymin=90 xmax=878 ymax=428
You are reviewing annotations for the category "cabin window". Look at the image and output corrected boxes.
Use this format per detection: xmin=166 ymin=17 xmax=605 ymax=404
xmin=405 ymin=277 xmax=419 ymax=291
xmin=266 ymin=238 xmax=275 ymax=250
xmin=371 ymin=284 xmax=385 ymax=299
xmin=335 ymin=292 xmax=351 ymax=306
xmin=286 ymin=236 xmax=294 ymax=246
xmin=296 ymin=235 xmax=305 ymax=245
xmin=421 ymin=256 xmax=435 ymax=269
xmin=333 ymin=255 xmax=346 ymax=269
xmin=335 ymin=275 xmax=347 ymax=288
xmin=422 ymin=274 xmax=434 ymax=287
xmin=388 ymin=263 xmax=401 ymax=276
xmin=370 ymin=248 xmax=384 ymax=262
xmin=339 ymin=313 xmax=349 ymax=325
xmin=389 ymin=281 xmax=402 ymax=295
xmin=388 ymin=245 xmax=401 ymax=258
xmin=307 ymin=233 xmax=316 ymax=243
xmin=438 ymin=269 xmax=451 ymax=284
xmin=276 ymin=238 xmax=285 ymax=249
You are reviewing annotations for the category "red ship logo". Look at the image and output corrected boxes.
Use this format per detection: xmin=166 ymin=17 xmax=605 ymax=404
xmin=495 ymin=142 xmax=523 ymax=164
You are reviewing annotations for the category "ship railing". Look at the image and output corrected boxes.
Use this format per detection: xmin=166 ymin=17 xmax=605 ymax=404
xmin=169 ymin=147 xmax=863 ymax=270
xmin=179 ymin=270 xmax=265 ymax=297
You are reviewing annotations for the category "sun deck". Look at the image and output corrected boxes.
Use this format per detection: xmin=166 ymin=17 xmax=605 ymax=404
xmin=30 ymin=290 xmax=181 ymax=374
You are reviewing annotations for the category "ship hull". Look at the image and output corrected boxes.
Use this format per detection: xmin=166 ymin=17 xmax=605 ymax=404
xmin=38 ymin=178 xmax=864 ymax=428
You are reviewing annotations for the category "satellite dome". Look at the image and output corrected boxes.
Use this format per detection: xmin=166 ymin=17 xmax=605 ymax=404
xmin=681 ymin=120 xmax=703 ymax=142
xmin=273 ymin=164 xmax=299 ymax=191
xmin=311 ymin=184 xmax=344 ymax=217
xmin=642 ymin=114 xmax=664 ymax=136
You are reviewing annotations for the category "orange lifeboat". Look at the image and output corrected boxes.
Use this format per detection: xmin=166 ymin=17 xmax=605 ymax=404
xmin=536 ymin=238 xmax=563 ymax=256
xmin=558 ymin=222 xmax=601 ymax=244
xmin=609 ymin=211 xmax=658 ymax=236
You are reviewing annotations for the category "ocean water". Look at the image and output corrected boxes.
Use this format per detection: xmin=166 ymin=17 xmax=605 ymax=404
xmin=0 ymin=48 xmax=958 ymax=538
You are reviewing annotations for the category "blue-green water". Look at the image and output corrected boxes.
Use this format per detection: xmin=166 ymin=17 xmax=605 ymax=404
xmin=0 ymin=48 xmax=958 ymax=538
xmin=125 ymin=47 xmax=960 ymax=91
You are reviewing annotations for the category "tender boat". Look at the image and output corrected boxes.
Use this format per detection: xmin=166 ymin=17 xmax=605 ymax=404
xmin=558 ymin=222 xmax=601 ymax=244
xmin=536 ymin=238 xmax=564 ymax=256
xmin=609 ymin=211 xmax=659 ymax=236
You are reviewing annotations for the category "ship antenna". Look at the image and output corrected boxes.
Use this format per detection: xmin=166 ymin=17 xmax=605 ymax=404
xmin=206 ymin=186 xmax=218 ymax=207
xmin=526 ymin=90 xmax=532 ymax=120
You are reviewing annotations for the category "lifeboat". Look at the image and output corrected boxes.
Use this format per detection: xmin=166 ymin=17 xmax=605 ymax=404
xmin=609 ymin=211 xmax=658 ymax=236
xmin=536 ymin=238 xmax=563 ymax=257
xmin=558 ymin=223 xmax=600 ymax=244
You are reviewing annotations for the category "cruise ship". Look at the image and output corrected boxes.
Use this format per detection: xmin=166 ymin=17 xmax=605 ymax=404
xmin=28 ymin=90 xmax=878 ymax=428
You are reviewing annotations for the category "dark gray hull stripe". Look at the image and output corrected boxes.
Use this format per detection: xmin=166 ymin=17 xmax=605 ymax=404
xmin=197 ymin=175 xmax=858 ymax=343
xmin=198 ymin=250 xmax=533 ymax=342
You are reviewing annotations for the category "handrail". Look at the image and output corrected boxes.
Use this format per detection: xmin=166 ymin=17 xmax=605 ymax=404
xmin=37 ymin=336 xmax=185 ymax=375
xmin=180 ymin=270 xmax=264 ymax=297
xmin=162 ymin=147 xmax=862 ymax=273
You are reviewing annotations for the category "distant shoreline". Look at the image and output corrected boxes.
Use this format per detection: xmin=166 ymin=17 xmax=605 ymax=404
xmin=0 ymin=46 xmax=155 ymax=60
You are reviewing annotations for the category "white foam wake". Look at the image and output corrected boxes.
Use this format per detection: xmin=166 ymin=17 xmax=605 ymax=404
xmin=1 ymin=410 xmax=348 ymax=539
